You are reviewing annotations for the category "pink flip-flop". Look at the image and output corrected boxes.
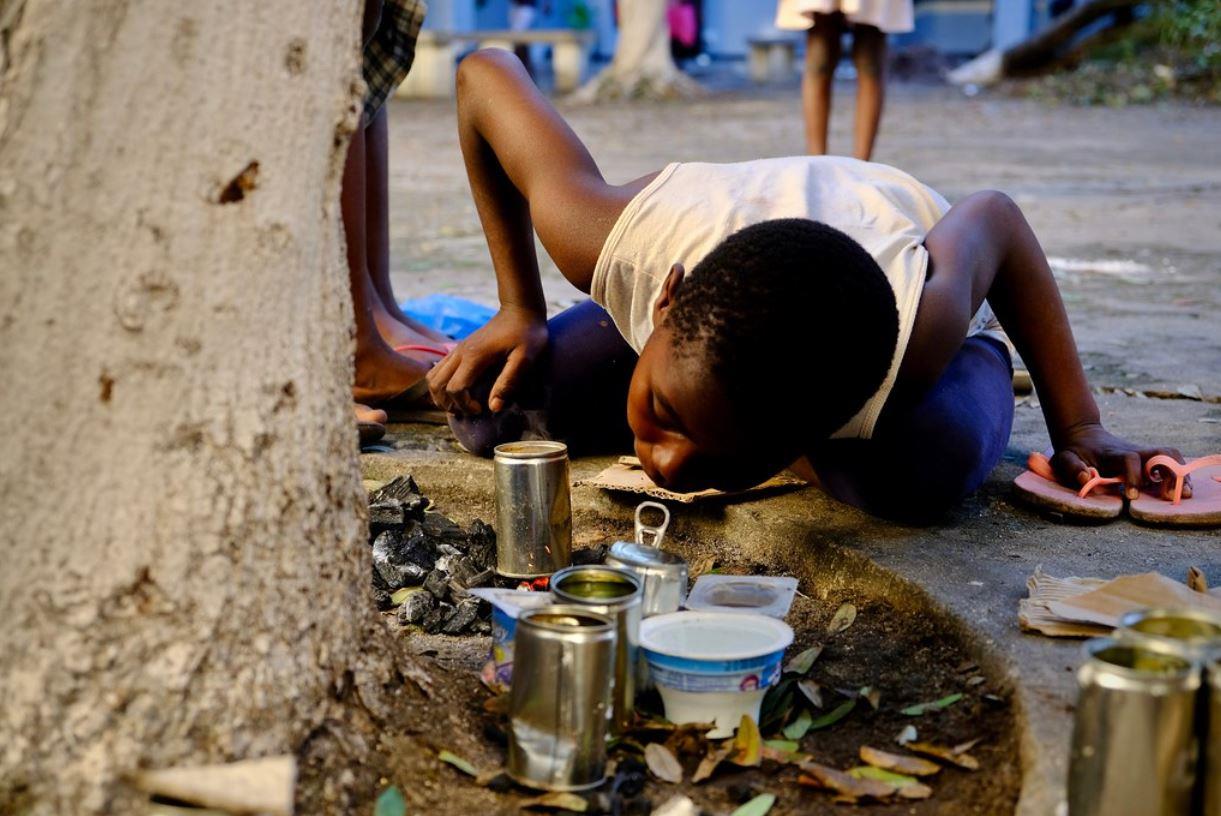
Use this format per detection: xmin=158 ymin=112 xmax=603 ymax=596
xmin=1129 ymin=454 xmax=1221 ymax=528
xmin=393 ymin=343 xmax=453 ymax=358
xmin=1013 ymin=451 xmax=1126 ymax=521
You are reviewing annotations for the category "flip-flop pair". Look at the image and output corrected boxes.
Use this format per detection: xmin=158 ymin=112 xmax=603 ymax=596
xmin=1014 ymin=451 xmax=1221 ymax=527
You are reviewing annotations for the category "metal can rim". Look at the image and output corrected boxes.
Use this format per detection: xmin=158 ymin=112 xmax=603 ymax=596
xmin=551 ymin=565 xmax=643 ymax=608
xmin=1116 ymin=606 xmax=1221 ymax=642
xmin=517 ymin=604 xmax=616 ymax=639
xmin=606 ymin=541 xmax=687 ymax=571
xmin=1079 ymin=636 xmax=1201 ymax=692
xmin=494 ymin=440 xmax=569 ymax=461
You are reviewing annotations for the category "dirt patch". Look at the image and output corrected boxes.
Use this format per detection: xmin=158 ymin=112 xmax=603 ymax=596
xmin=322 ymin=526 xmax=1020 ymax=815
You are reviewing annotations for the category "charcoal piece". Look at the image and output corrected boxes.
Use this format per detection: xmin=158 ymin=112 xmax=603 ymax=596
xmin=372 ymin=585 xmax=394 ymax=611
xmin=445 ymin=556 xmax=482 ymax=590
xmin=571 ymin=544 xmax=608 ymax=566
xmin=423 ymin=603 xmax=451 ymax=634
xmin=396 ymin=590 xmax=434 ymax=626
xmin=420 ymin=512 xmax=465 ymax=542
xmin=442 ymin=598 xmax=481 ymax=634
xmin=372 ymin=532 xmax=427 ymax=590
xmin=423 ymin=569 xmax=450 ymax=601
xmin=394 ymin=524 xmax=439 ymax=571
xmin=727 ymin=783 xmax=758 ymax=804
xmin=368 ymin=500 xmax=406 ymax=531
xmin=463 ymin=568 xmax=496 ymax=590
xmin=465 ymin=520 xmax=497 ymax=571
xmin=473 ymin=619 xmax=492 ymax=635
xmin=435 ymin=543 xmax=462 ymax=558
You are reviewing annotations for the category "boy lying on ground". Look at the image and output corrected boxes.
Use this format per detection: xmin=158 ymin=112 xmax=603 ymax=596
xmin=426 ymin=50 xmax=1187 ymax=522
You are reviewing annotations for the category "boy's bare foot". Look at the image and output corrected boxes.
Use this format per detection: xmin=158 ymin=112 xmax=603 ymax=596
xmin=355 ymin=402 xmax=387 ymax=445
xmin=353 ymin=342 xmax=434 ymax=410
xmin=375 ymin=293 xmax=453 ymax=345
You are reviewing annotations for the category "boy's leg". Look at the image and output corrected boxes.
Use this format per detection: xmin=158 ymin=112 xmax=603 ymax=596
xmin=449 ymin=300 xmax=636 ymax=457
xmin=808 ymin=336 xmax=1014 ymax=523
xmin=850 ymin=23 xmax=887 ymax=161
xmin=802 ymin=14 xmax=843 ymax=156
xmin=363 ymin=106 xmax=450 ymax=344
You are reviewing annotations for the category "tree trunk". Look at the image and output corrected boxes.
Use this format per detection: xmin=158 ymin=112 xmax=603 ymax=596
xmin=0 ymin=1 xmax=393 ymax=812
xmin=573 ymin=0 xmax=702 ymax=101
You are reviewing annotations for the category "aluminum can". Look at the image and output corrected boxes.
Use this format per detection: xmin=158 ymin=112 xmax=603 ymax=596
xmin=1116 ymin=607 xmax=1221 ymax=662
xmin=1205 ymin=654 xmax=1220 ymax=816
xmin=551 ymin=565 xmax=643 ymax=733
xmin=507 ymin=606 xmax=616 ymax=791
xmin=605 ymin=540 xmax=688 ymax=617
xmin=1068 ymin=637 xmax=1200 ymax=816
xmin=494 ymin=441 xmax=571 ymax=578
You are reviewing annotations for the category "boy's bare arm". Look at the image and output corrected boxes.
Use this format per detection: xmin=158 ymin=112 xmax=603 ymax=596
xmin=427 ymin=50 xmax=627 ymax=414
xmin=906 ymin=191 xmax=1185 ymax=496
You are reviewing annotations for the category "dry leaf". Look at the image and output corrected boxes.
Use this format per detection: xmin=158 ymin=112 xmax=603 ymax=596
xmin=730 ymin=793 xmax=777 ymax=816
xmin=132 ymin=756 xmax=295 ymax=816
xmin=848 ymin=766 xmax=934 ymax=799
xmin=953 ymin=738 xmax=983 ymax=754
xmin=797 ymin=678 xmax=823 ymax=709
xmin=644 ymin=743 xmax=683 ymax=784
xmin=728 ymin=716 xmax=763 ymax=767
xmin=437 ymin=750 xmax=478 ymax=777
xmin=895 ymin=725 xmax=917 ymax=746
xmin=966 ymin=675 xmax=986 ymax=687
xmin=483 ymin=694 xmax=510 ymax=715
xmin=826 ymin=603 xmax=857 ymax=634
xmin=901 ymin=693 xmax=963 ymax=716
xmin=859 ymin=746 xmax=941 ymax=776
xmin=784 ymin=645 xmax=823 ymax=675
xmin=692 ymin=742 xmax=733 ymax=783
xmin=798 ymin=761 xmax=896 ymax=802
xmin=907 ymin=741 xmax=981 ymax=771
xmin=860 ymin=686 xmax=881 ymax=710
xmin=521 ymin=791 xmax=588 ymax=811
xmin=652 ymin=794 xmax=700 ymax=816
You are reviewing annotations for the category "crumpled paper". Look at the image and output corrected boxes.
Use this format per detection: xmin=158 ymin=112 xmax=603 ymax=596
xmin=1019 ymin=566 xmax=1221 ymax=637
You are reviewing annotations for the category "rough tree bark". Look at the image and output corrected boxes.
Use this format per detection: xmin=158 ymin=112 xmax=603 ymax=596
xmin=0 ymin=1 xmax=404 ymax=812
xmin=573 ymin=0 xmax=702 ymax=101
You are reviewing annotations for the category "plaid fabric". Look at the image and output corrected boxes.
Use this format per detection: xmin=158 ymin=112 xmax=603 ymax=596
xmin=362 ymin=0 xmax=427 ymax=122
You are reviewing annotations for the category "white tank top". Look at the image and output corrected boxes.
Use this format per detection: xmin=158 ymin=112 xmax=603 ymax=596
xmin=590 ymin=156 xmax=1004 ymax=440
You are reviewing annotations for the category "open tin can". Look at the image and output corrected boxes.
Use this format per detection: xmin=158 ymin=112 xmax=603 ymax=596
xmin=494 ymin=441 xmax=571 ymax=578
xmin=605 ymin=501 xmax=687 ymax=617
xmin=507 ymin=606 xmax=616 ymax=791
xmin=1116 ymin=606 xmax=1221 ymax=661
xmin=551 ymin=565 xmax=643 ymax=733
xmin=1067 ymin=636 xmax=1200 ymax=816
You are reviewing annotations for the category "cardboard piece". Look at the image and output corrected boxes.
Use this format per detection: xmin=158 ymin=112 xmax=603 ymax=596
xmin=575 ymin=457 xmax=805 ymax=504
xmin=1019 ymin=566 xmax=1221 ymax=638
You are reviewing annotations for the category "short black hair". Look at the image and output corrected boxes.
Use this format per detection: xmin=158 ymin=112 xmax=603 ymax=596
xmin=665 ymin=218 xmax=898 ymax=439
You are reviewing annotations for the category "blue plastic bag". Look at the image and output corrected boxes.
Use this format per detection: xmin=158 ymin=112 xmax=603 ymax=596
xmin=399 ymin=294 xmax=496 ymax=340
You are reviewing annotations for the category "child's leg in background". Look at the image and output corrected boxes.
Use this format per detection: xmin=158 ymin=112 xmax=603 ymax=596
xmin=850 ymin=23 xmax=887 ymax=161
xmin=449 ymin=300 xmax=636 ymax=457
xmin=808 ymin=336 xmax=1014 ymax=523
xmin=802 ymin=14 xmax=843 ymax=155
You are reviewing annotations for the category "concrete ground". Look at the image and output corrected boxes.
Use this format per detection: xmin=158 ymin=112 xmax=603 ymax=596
xmin=375 ymin=79 xmax=1220 ymax=814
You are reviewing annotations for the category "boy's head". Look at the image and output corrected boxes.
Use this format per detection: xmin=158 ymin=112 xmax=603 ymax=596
xmin=627 ymin=218 xmax=898 ymax=493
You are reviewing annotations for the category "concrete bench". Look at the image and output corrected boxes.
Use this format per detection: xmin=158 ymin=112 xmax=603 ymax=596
xmin=398 ymin=29 xmax=596 ymax=99
xmin=748 ymin=36 xmax=799 ymax=83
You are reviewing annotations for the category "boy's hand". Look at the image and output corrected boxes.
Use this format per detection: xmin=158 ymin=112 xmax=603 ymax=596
xmin=1052 ymin=422 xmax=1189 ymax=500
xmin=426 ymin=306 xmax=548 ymax=415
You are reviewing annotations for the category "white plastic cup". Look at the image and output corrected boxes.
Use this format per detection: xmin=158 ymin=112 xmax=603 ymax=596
xmin=640 ymin=611 xmax=793 ymax=738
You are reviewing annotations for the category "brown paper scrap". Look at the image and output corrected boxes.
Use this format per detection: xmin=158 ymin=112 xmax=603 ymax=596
xmin=575 ymin=456 xmax=805 ymax=504
xmin=1019 ymin=566 xmax=1221 ymax=638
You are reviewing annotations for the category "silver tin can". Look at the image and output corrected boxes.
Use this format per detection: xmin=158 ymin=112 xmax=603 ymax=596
xmin=1116 ymin=607 xmax=1221 ymax=662
xmin=551 ymin=565 xmax=643 ymax=734
xmin=1068 ymin=637 xmax=1200 ymax=816
xmin=507 ymin=606 xmax=616 ymax=791
xmin=1205 ymin=654 xmax=1220 ymax=816
xmin=494 ymin=441 xmax=572 ymax=578
xmin=605 ymin=540 xmax=688 ymax=617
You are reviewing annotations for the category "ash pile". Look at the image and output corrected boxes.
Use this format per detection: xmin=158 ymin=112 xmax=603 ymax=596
xmin=368 ymin=476 xmax=497 ymax=636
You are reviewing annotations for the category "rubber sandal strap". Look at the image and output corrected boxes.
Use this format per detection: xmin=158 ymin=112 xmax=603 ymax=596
xmin=394 ymin=343 xmax=450 ymax=357
xmin=1145 ymin=453 xmax=1221 ymax=506
xmin=1027 ymin=452 xmax=1122 ymax=499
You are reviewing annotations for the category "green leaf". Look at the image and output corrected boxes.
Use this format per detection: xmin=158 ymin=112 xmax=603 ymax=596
xmin=807 ymin=698 xmax=856 ymax=731
xmin=848 ymin=765 xmax=920 ymax=786
xmin=764 ymin=739 xmax=800 ymax=753
xmin=437 ymin=749 xmax=477 ymax=776
xmin=782 ymin=709 xmax=813 ymax=740
xmin=901 ymin=693 xmax=964 ymax=717
xmin=374 ymin=786 xmax=406 ymax=816
xmin=390 ymin=588 xmax=414 ymax=606
xmin=730 ymin=793 xmax=777 ymax=816
xmin=784 ymin=645 xmax=823 ymax=675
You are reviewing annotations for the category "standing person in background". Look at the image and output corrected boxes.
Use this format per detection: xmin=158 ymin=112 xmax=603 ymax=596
xmin=509 ymin=0 xmax=539 ymax=76
xmin=776 ymin=0 xmax=913 ymax=160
